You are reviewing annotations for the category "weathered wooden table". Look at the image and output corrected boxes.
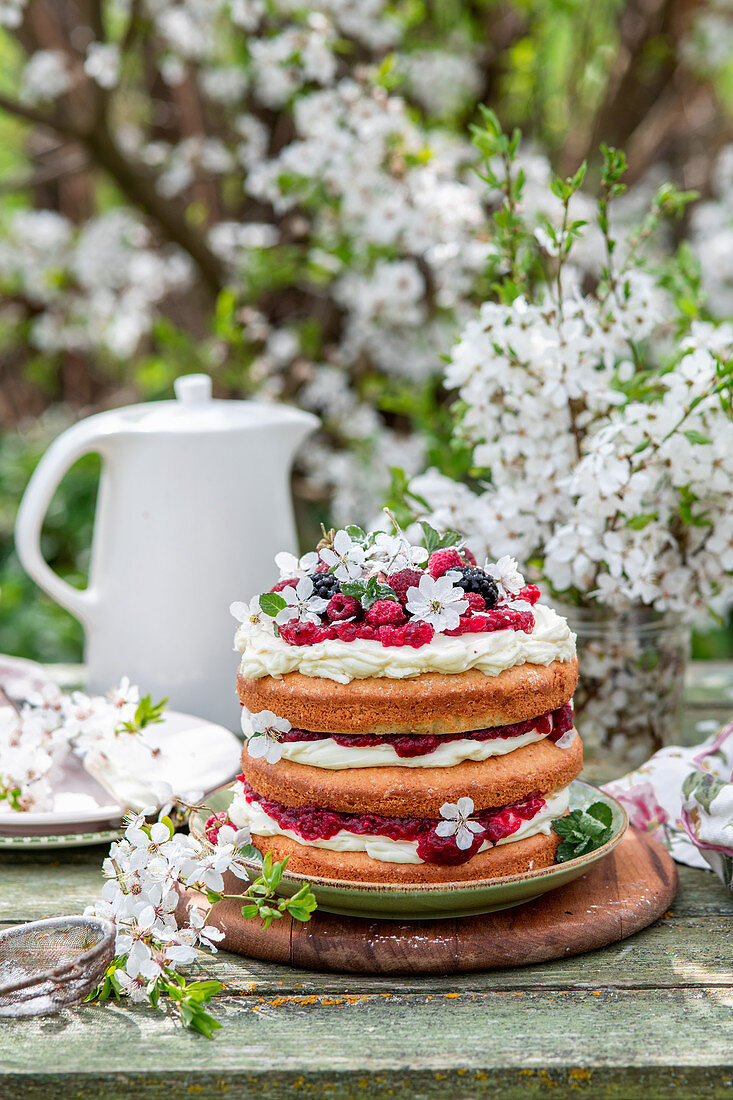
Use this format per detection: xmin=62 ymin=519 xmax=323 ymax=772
xmin=2 ymin=663 xmax=733 ymax=1099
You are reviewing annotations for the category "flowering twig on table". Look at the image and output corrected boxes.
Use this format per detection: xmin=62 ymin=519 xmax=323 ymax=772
xmin=86 ymin=806 xmax=317 ymax=1038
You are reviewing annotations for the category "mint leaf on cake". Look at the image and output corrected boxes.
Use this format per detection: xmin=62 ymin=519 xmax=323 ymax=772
xmin=552 ymin=802 xmax=614 ymax=862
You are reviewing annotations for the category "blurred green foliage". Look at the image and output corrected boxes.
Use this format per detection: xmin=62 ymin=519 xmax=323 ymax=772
xmin=0 ymin=418 xmax=98 ymax=662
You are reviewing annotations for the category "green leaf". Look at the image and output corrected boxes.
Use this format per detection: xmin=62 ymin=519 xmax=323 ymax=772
xmin=339 ymin=579 xmax=366 ymax=600
xmin=119 ymin=693 xmax=169 ymax=733
xmin=344 ymin=525 xmax=367 ymax=542
xmin=550 ymin=810 xmax=583 ymax=838
xmin=626 ymin=513 xmax=657 ymax=530
xmin=570 ymin=160 xmax=587 ymax=191
xmin=259 ymin=592 xmax=287 ymax=616
xmin=586 ymin=802 xmax=613 ymax=828
xmin=683 ymin=429 xmax=712 ymax=445
xmin=556 ymin=838 xmax=580 ymax=862
xmin=552 ymin=804 xmax=614 ymax=863
xmin=419 ymin=521 xmax=462 ymax=555
xmin=186 ymin=980 xmax=223 ymax=999
xmin=179 ymin=999 xmax=222 ymax=1039
xmin=420 ymin=522 xmax=441 ymax=555
xmin=287 ymin=905 xmax=315 ymax=922
xmin=263 ymin=860 xmax=285 ymax=891
xmin=241 ymin=903 xmax=260 ymax=919
xmin=342 ymin=576 xmax=398 ymax=610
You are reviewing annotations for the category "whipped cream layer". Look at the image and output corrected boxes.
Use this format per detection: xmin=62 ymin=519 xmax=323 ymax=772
xmin=230 ymin=787 xmax=570 ymax=865
xmin=241 ymin=713 xmax=578 ymax=768
xmin=235 ymin=602 xmax=576 ymax=684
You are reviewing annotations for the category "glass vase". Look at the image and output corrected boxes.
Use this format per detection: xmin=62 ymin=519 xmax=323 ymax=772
xmin=560 ymin=604 xmax=690 ymax=780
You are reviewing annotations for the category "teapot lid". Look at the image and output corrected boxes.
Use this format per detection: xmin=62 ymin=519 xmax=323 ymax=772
xmin=100 ymin=375 xmax=316 ymax=434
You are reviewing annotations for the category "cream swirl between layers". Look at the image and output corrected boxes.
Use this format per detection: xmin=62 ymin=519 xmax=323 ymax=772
xmin=272 ymin=729 xmax=577 ymax=768
xmin=241 ymin=712 xmax=578 ymax=768
xmin=235 ymin=602 xmax=576 ymax=684
xmin=229 ymin=787 xmax=571 ymax=865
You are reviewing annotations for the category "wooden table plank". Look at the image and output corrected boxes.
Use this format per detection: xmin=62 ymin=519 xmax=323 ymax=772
xmin=2 ymin=987 xmax=733 ymax=1100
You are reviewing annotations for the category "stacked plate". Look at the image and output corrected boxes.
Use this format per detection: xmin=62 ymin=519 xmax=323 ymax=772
xmin=0 ymin=709 xmax=242 ymax=850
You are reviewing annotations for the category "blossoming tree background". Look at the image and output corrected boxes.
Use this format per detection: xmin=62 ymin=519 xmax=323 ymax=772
xmin=1 ymin=0 xmax=732 ymax=664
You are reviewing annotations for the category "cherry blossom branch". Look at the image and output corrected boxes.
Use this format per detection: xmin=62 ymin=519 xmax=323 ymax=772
xmin=84 ymin=124 xmax=225 ymax=294
xmin=0 ymin=93 xmax=75 ymax=136
xmin=0 ymin=97 xmax=225 ymax=294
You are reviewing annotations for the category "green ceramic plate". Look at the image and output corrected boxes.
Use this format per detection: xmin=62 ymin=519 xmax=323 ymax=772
xmin=190 ymin=780 xmax=627 ymax=921
xmin=0 ymin=828 xmax=120 ymax=851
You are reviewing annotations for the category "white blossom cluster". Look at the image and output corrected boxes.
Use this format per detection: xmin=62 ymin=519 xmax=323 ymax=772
xmin=0 ymin=678 xmax=156 ymax=812
xmin=0 ymin=0 xmax=496 ymax=522
xmin=82 ymin=799 xmax=316 ymax=1026
xmin=412 ymin=284 xmax=733 ymax=615
xmin=83 ymin=811 xmax=249 ymax=1002
xmin=691 ymin=145 xmax=733 ymax=319
xmin=0 ymin=210 xmax=191 ymax=358
xmin=232 ymin=524 xmax=531 ymax=646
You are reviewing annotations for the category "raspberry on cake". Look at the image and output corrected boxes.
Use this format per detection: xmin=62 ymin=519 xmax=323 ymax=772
xmin=228 ymin=524 xmax=581 ymax=885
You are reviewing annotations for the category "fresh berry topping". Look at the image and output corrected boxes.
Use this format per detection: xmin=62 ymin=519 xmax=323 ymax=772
xmin=463 ymin=591 xmax=486 ymax=613
xmin=461 ymin=547 xmax=477 ymax=566
xmin=365 ymin=600 xmax=406 ymax=627
xmin=279 ymin=621 xmax=335 ymax=646
xmin=518 ymin=584 xmax=541 ymax=605
xmin=308 ymin=571 xmax=340 ymax=600
xmin=326 ymin=593 xmax=361 ymax=622
xmin=487 ymin=607 xmax=535 ymax=632
xmin=376 ymin=624 xmax=403 ymax=646
xmin=445 ymin=606 xmax=535 ymax=635
xmin=400 ymin=620 xmax=435 ymax=647
xmin=416 ymin=825 xmax=485 ymax=865
xmin=450 ymin=565 xmax=499 ymax=608
xmin=333 ymin=621 xmax=359 ymax=642
xmin=270 ymin=577 xmax=298 ymax=593
xmin=204 ymin=811 xmax=230 ymax=844
xmin=387 ymin=568 xmax=424 ymax=605
xmin=427 ymin=549 xmax=465 ymax=578
xmin=444 ymin=613 xmax=489 ymax=636
xmin=356 ymin=623 xmax=377 ymax=640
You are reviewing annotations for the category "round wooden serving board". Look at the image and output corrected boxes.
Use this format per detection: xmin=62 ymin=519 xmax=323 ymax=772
xmin=178 ymin=828 xmax=677 ymax=975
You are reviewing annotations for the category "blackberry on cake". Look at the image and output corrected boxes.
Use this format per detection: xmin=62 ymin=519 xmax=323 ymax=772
xmin=449 ymin=565 xmax=499 ymax=608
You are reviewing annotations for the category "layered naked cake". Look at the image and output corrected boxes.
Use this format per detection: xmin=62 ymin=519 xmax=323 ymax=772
xmin=225 ymin=526 xmax=581 ymax=884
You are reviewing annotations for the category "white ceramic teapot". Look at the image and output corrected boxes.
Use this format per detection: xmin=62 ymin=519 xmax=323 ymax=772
xmin=15 ymin=375 xmax=318 ymax=729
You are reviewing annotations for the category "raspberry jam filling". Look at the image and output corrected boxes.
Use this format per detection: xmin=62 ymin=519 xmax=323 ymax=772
xmin=276 ymin=703 xmax=573 ymax=759
xmin=239 ymin=779 xmax=547 ymax=865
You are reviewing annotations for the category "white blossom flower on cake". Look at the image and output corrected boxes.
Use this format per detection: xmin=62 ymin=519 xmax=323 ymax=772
xmin=405 ymin=573 xmax=469 ymax=632
xmin=435 ymin=797 xmax=484 ymax=850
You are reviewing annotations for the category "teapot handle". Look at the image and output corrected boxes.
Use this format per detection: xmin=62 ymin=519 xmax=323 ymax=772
xmin=15 ymin=418 xmax=106 ymax=625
